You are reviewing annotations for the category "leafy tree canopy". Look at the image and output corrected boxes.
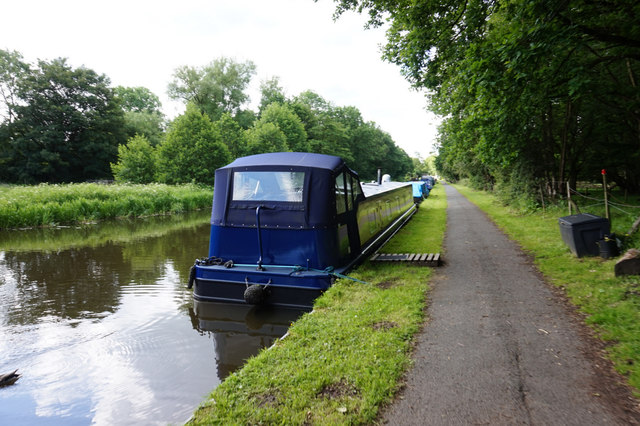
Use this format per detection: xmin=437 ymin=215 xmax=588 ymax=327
xmin=0 ymin=49 xmax=30 ymax=124
xmin=258 ymin=103 xmax=309 ymax=152
xmin=167 ymin=57 xmax=256 ymax=121
xmin=259 ymin=76 xmax=287 ymax=115
xmin=331 ymin=0 xmax=640 ymax=195
xmin=114 ymin=86 xmax=165 ymax=146
xmin=111 ymin=134 xmax=157 ymax=183
xmin=1 ymin=57 xmax=125 ymax=183
xmin=244 ymin=121 xmax=288 ymax=156
xmin=157 ymin=103 xmax=231 ymax=185
xmin=1 ymin=50 xmax=419 ymax=185
xmin=114 ymin=86 xmax=162 ymax=113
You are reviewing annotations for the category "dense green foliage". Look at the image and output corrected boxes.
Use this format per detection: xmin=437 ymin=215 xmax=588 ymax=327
xmin=1 ymin=50 xmax=423 ymax=185
xmin=156 ymin=104 xmax=231 ymax=186
xmin=168 ymin=57 xmax=257 ymax=122
xmin=114 ymin=85 xmax=165 ymax=146
xmin=0 ymin=183 xmax=212 ymax=229
xmin=190 ymin=185 xmax=447 ymax=424
xmin=110 ymin=134 xmax=158 ymax=183
xmin=332 ymin=0 xmax=640 ymax=199
xmin=165 ymin=65 xmax=415 ymax=181
xmin=0 ymin=56 xmax=126 ymax=183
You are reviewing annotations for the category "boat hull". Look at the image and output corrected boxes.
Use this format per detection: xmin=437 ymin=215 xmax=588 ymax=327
xmin=193 ymin=264 xmax=334 ymax=309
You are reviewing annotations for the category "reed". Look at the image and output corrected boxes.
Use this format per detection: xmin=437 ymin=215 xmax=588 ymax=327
xmin=0 ymin=183 xmax=212 ymax=229
xmin=0 ymin=210 xmax=211 ymax=252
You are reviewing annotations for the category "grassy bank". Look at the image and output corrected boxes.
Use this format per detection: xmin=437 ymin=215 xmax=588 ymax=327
xmin=453 ymin=184 xmax=640 ymax=393
xmin=189 ymin=185 xmax=447 ymax=424
xmin=0 ymin=209 xmax=211 ymax=252
xmin=0 ymin=183 xmax=213 ymax=229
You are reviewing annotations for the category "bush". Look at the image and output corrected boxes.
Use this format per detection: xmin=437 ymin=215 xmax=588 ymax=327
xmin=156 ymin=104 xmax=231 ymax=185
xmin=111 ymin=134 xmax=158 ymax=183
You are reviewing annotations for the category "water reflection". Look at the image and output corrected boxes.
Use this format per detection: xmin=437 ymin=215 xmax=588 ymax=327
xmin=0 ymin=211 xmax=302 ymax=425
xmin=190 ymin=301 xmax=308 ymax=379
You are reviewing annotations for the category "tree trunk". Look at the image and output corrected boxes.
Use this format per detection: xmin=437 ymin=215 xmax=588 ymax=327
xmin=558 ymin=100 xmax=572 ymax=196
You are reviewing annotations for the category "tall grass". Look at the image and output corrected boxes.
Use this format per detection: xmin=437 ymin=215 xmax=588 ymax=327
xmin=0 ymin=210 xmax=211 ymax=252
xmin=0 ymin=183 xmax=213 ymax=229
xmin=189 ymin=185 xmax=447 ymax=424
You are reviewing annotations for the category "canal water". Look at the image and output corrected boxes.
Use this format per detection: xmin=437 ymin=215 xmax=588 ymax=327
xmin=0 ymin=211 xmax=305 ymax=425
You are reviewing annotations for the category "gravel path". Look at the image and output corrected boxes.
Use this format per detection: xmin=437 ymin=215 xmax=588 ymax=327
xmin=382 ymin=183 xmax=640 ymax=425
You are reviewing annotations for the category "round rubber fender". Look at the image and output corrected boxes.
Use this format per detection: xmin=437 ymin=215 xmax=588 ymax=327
xmin=244 ymin=284 xmax=268 ymax=305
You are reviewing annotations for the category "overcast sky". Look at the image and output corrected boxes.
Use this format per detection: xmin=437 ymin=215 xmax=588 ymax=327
xmin=2 ymin=0 xmax=441 ymax=159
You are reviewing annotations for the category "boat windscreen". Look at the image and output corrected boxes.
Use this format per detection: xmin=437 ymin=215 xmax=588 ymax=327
xmin=232 ymin=171 xmax=305 ymax=202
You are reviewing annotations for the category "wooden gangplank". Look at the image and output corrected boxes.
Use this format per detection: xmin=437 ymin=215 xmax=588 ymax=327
xmin=370 ymin=253 xmax=441 ymax=266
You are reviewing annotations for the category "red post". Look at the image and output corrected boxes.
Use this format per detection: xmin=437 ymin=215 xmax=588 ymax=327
xmin=602 ymin=169 xmax=610 ymax=222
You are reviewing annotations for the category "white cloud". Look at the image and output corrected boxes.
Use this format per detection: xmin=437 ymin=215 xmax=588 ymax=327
xmin=1 ymin=0 xmax=440 ymax=158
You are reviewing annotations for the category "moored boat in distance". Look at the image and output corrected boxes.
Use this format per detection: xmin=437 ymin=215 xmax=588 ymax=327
xmin=411 ymin=181 xmax=429 ymax=204
xmin=189 ymin=152 xmax=416 ymax=308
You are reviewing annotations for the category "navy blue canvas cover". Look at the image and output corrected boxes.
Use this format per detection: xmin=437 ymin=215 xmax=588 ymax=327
xmin=211 ymin=152 xmax=351 ymax=230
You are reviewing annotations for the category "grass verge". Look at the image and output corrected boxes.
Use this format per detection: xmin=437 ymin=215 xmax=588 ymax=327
xmin=453 ymin=184 xmax=640 ymax=393
xmin=0 ymin=183 xmax=212 ymax=229
xmin=189 ymin=185 xmax=447 ymax=424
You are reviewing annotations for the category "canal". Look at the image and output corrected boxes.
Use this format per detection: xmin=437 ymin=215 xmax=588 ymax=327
xmin=0 ymin=211 xmax=305 ymax=425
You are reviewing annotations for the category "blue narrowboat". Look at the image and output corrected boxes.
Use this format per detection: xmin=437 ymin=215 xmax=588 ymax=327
xmin=189 ymin=152 xmax=416 ymax=308
xmin=421 ymin=175 xmax=436 ymax=190
xmin=411 ymin=181 xmax=429 ymax=204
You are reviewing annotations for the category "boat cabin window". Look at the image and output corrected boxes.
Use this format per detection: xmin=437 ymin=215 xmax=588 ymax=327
xmin=345 ymin=174 xmax=354 ymax=211
xmin=335 ymin=172 xmax=347 ymax=214
xmin=232 ymin=171 xmax=305 ymax=202
xmin=351 ymin=175 xmax=363 ymax=201
xmin=336 ymin=171 xmax=361 ymax=214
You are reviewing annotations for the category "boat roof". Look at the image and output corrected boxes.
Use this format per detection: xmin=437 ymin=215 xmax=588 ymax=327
xmin=220 ymin=152 xmax=345 ymax=171
xmin=361 ymin=181 xmax=411 ymax=197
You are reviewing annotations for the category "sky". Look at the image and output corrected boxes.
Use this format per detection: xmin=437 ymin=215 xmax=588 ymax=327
xmin=2 ymin=0 xmax=441 ymax=159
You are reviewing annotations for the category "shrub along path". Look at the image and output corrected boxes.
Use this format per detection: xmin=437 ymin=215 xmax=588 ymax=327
xmin=382 ymin=183 xmax=640 ymax=424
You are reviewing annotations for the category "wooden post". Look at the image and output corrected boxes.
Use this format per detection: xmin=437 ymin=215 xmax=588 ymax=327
xmin=602 ymin=169 xmax=610 ymax=223
xmin=567 ymin=181 xmax=572 ymax=215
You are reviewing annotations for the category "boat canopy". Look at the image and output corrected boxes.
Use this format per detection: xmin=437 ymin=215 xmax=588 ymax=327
xmin=211 ymin=152 xmax=357 ymax=229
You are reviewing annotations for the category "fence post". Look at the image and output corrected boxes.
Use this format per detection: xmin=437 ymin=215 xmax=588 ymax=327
xmin=602 ymin=169 xmax=610 ymax=224
xmin=567 ymin=181 xmax=572 ymax=215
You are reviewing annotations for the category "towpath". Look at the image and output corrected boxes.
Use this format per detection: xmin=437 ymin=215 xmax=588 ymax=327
xmin=382 ymin=183 xmax=640 ymax=425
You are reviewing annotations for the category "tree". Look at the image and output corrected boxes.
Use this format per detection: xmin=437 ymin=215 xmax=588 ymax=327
xmin=121 ymin=110 xmax=165 ymax=146
xmin=0 ymin=50 xmax=31 ymax=181
xmin=0 ymin=49 xmax=29 ymax=124
xmin=350 ymin=121 xmax=390 ymax=180
xmin=290 ymin=91 xmax=353 ymax=161
xmin=114 ymin=86 xmax=162 ymax=113
xmin=156 ymin=104 xmax=231 ymax=185
xmin=259 ymin=76 xmax=286 ymax=114
xmin=111 ymin=134 xmax=157 ymax=183
xmin=244 ymin=121 xmax=288 ymax=155
xmin=233 ymin=109 xmax=257 ymax=129
xmin=259 ymin=103 xmax=309 ymax=152
xmin=167 ymin=57 xmax=256 ymax=121
xmin=332 ymin=0 xmax=640 ymax=195
xmin=114 ymin=86 xmax=165 ymax=145
xmin=215 ymin=112 xmax=247 ymax=158
xmin=3 ymin=57 xmax=125 ymax=183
